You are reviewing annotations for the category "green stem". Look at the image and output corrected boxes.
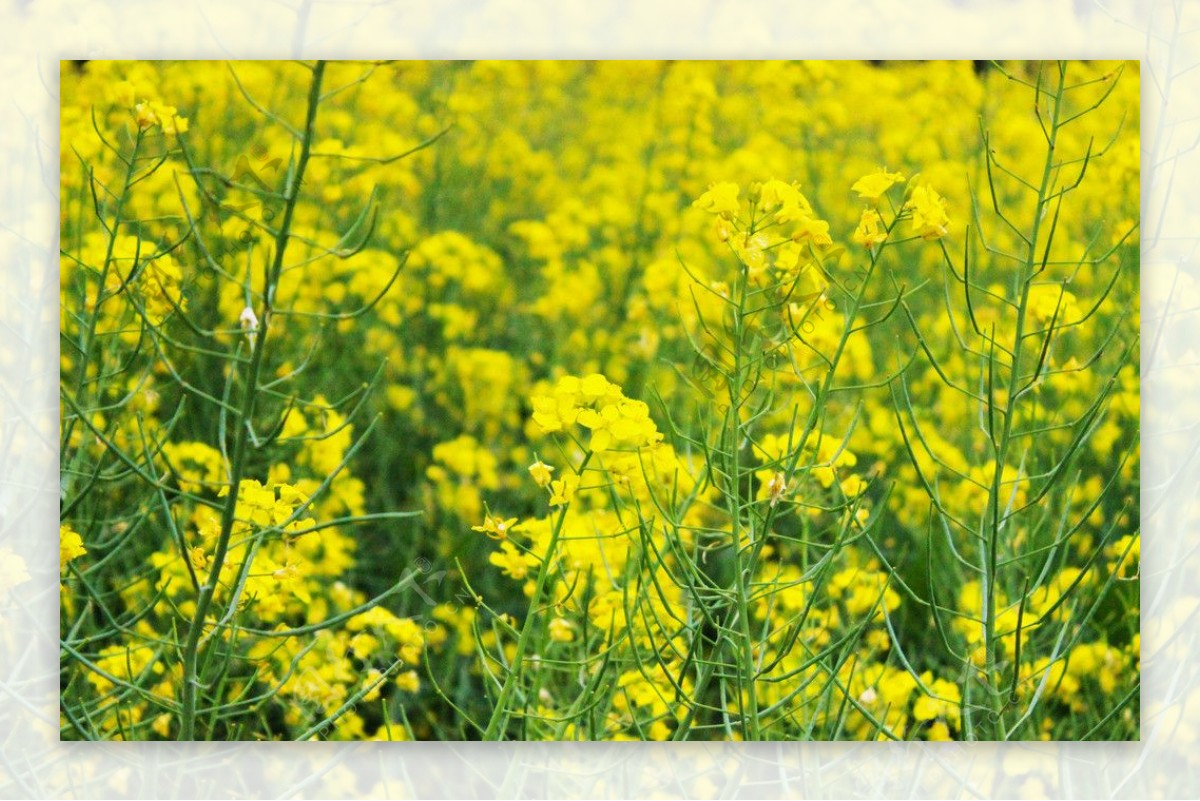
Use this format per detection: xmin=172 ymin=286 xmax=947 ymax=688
xmin=62 ymin=130 xmax=144 ymax=492
xmin=178 ymin=60 xmax=326 ymax=741
xmin=483 ymin=451 xmax=593 ymax=740
xmin=727 ymin=255 xmax=762 ymax=740
xmin=980 ymin=61 xmax=1066 ymax=741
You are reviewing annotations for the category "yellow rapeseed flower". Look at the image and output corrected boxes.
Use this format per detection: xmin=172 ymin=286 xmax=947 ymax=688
xmin=395 ymin=670 xmax=421 ymax=693
xmin=852 ymin=208 xmax=888 ymax=249
xmin=906 ymin=184 xmax=950 ymax=240
xmin=527 ymin=458 xmax=555 ymax=488
xmin=549 ymin=617 xmax=575 ymax=643
xmin=489 ymin=540 xmax=538 ymax=580
xmin=548 ymin=473 xmax=579 ymax=506
xmin=851 ymin=168 xmax=906 ymax=202
xmin=60 ymin=524 xmax=87 ymax=572
xmin=472 ymin=513 xmax=520 ymax=540
xmin=692 ymin=181 xmax=740 ymax=218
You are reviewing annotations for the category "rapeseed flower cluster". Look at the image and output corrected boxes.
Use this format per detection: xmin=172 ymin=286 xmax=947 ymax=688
xmin=59 ymin=59 xmax=1139 ymax=742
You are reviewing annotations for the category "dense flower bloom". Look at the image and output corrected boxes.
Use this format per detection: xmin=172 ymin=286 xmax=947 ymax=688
xmin=57 ymin=59 xmax=1139 ymax=744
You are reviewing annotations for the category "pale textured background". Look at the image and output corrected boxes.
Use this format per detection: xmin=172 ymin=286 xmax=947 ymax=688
xmin=1 ymin=0 xmax=1195 ymax=797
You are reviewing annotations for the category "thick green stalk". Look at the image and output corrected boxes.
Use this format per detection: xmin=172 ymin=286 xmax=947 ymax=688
xmin=178 ymin=61 xmax=326 ymax=740
xmin=980 ymin=61 xmax=1066 ymax=740
xmin=727 ymin=256 xmax=762 ymax=740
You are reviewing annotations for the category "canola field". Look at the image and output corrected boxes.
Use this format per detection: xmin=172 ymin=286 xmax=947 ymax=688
xmin=58 ymin=60 xmax=1140 ymax=741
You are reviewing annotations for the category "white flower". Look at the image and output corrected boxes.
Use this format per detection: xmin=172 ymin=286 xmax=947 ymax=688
xmin=239 ymin=305 xmax=259 ymax=346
